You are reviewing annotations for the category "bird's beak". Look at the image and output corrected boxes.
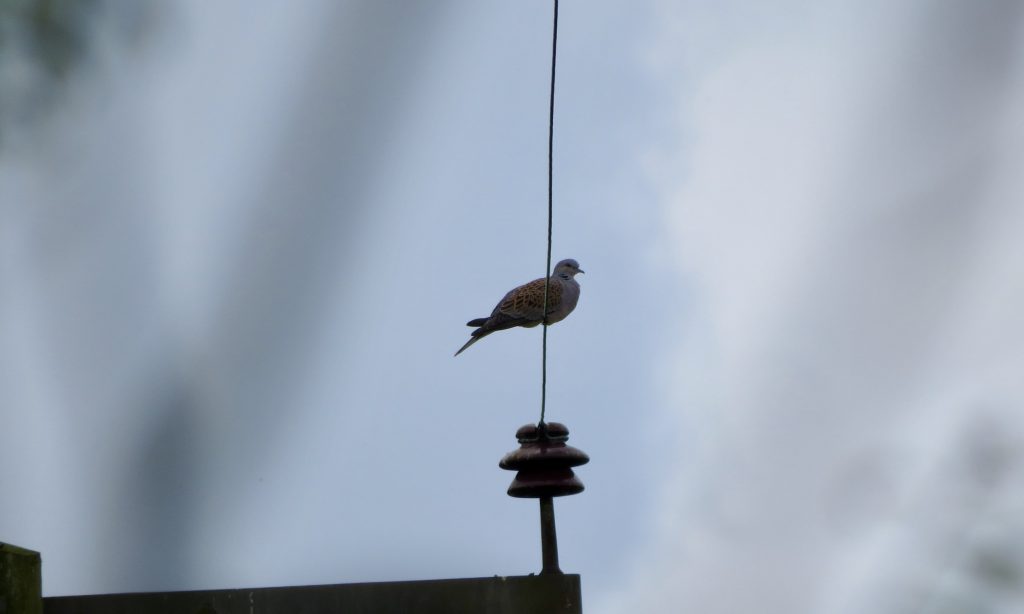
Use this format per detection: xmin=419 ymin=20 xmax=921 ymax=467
xmin=578 ymin=268 xmax=585 ymax=274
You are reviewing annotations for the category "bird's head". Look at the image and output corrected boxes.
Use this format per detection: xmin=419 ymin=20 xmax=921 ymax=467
xmin=554 ymin=258 xmax=584 ymax=278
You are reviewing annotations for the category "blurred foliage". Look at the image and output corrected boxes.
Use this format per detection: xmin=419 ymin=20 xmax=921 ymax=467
xmin=0 ymin=0 xmax=96 ymax=135
xmin=0 ymin=0 xmax=102 ymax=77
xmin=0 ymin=0 xmax=151 ymax=146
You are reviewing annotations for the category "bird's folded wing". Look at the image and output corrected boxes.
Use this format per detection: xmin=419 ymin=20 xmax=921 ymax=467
xmin=497 ymin=277 xmax=562 ymax=320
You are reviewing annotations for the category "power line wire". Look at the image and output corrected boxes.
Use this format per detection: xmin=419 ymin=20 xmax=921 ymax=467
xmin=540 ymin=0 xmax=559 ymax=427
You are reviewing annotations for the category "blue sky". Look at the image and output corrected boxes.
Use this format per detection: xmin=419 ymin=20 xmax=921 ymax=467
xmin=2 ymin=2 xmax=1024 ymax=613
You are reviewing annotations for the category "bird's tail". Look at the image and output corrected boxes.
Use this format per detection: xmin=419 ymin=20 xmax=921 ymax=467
xmin=454 ymin=327 xmax=493 ymax=356
xmin=454 ymin=336 xmax=480 ymax=356
xmin=466 ymin=317 xmax=488 ymax=327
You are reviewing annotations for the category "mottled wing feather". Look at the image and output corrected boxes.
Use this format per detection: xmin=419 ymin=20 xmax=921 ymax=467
xmin=497 ymin=277 xmax=562 ymax=320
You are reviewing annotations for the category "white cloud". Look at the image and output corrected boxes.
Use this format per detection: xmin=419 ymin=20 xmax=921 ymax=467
xmin=603 ymin=2 xmax=1024 ymax=613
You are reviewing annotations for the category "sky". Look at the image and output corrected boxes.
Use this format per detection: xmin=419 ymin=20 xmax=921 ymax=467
xmin=2 ymin=1 xmax=1024 ymax=613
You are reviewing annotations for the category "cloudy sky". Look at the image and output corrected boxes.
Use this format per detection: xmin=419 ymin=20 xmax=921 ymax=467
xmin=2 ymin=1 xmax=1023 ymax=612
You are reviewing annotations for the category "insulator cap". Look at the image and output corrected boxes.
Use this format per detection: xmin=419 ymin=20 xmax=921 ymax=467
xmin=499 ymin=422 xmax=589 ymax=498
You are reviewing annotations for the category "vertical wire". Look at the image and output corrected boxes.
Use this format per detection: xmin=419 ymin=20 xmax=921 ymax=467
xmin=540 ymin=0 xmax=558 ymax=427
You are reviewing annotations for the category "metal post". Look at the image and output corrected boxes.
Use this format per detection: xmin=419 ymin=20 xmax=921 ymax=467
xmin=538 ymin=496 xmax=561 ymax=575
xmin=0 ymin=543 xmax=43 ymax=614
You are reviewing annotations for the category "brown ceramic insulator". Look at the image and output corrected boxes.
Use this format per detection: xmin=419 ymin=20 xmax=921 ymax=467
xmin=507 ymin=467 xmax=584 ymax=498
xmin=499 ymin=422 xmax=589 ymax=498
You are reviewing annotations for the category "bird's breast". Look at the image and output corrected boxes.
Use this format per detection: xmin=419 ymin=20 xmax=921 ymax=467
xmin=545 ymin=280 xmax=580 ymax=324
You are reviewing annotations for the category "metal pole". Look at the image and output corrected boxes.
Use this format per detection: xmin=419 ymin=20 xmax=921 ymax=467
xmin=538 ymin=496 xmax=562 ymax=575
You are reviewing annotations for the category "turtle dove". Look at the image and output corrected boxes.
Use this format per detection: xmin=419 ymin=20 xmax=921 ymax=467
xmin=455 ymin=258 xmax=584 ymax=356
